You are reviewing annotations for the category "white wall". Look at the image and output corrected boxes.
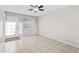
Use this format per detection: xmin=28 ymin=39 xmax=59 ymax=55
xmin=38 ymin=6 xmax=79 ymax=47
xmin=0 ymin=6 xmax=5 ymax=43
xmin=0 ymin=6 xmax=3 ymax=37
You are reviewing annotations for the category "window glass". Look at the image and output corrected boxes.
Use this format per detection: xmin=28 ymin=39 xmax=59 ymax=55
xmin=5 ymin=22 xmax=16 ymax=36
xmin=5 ymin=16 xmax=18 ymax=36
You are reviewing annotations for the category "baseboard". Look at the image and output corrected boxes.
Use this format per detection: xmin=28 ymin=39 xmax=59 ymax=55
xmin=39 ymin=34 xmax=79 ymax=48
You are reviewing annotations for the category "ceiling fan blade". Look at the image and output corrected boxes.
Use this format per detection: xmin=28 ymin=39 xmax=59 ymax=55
xmin=30 ymin=5 xmax=34 ymax=7
xmin=39 ymin=5 xmax=43 ymax=8
xmin=39 ymin=9 xmax=44 ymax=11
xmin=29 ymin=9 xmax=33 ymax=11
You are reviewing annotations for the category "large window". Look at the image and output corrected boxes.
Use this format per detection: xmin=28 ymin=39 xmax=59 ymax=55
xmin=5 ymin=22 xmax=16 ymax=36
xmin=4 ymin=13 xmax=37 ymax=37
xmin=5 ymin=16 xmax=18 ymax=36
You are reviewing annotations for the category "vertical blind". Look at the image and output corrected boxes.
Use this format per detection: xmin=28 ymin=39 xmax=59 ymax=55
xmin=5 ymin=15 xmax=23 ymax=37
xmin=4 ymin=12 xmax=37 ymax=37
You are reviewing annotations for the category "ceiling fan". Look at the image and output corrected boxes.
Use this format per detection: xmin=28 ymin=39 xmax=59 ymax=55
xmin=28 ymin=5 xmax=44 ymax=12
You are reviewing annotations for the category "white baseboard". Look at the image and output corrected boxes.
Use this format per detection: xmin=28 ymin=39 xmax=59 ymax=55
xmin=39 ymin=34 xmax=79 ymax=48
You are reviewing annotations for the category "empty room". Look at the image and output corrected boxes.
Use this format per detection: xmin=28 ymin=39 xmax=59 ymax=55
xmin=0 ymin=5 xmax=79 ymax=53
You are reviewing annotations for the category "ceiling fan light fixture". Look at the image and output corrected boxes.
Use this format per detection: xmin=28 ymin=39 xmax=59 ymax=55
xmin=34 ymin=8 xmax=38 ymax=12
xmin=29 ymin=5 xmax=44 ymax=12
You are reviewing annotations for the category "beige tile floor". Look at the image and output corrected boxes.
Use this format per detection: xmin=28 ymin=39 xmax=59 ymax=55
xmin=0 ymin=36 xmax=79 ymax=53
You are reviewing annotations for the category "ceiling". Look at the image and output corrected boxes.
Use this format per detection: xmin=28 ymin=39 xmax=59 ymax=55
xmin=3 ymin=5 xmax=68 ymax=17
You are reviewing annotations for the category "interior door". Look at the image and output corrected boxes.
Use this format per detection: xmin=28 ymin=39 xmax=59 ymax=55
xmin=23 ymin=18 xmax=37 ymax=36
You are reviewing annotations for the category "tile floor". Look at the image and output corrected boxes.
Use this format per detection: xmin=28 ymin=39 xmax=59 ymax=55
xmin=0 ymin=36 xmax=79 ymax=53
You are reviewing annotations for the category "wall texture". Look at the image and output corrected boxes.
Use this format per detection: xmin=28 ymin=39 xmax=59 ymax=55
xmin=38 ymin=6 xmax=79 ymax=47
xmin=0 ymin=6 xmax=5 ymax=43
xmin=0 ymin=6 xmax=3 ymax=37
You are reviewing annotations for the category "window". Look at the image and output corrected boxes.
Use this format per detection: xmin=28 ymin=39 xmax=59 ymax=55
xmin=5 ymin=22 xmax=16 ymax=36
xmin=5 ymin=16 xmax=18 ymax=36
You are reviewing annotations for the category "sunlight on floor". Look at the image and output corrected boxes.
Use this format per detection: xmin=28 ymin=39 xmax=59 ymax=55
xmin=0 ymin=36 xmax=79 ymax=53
